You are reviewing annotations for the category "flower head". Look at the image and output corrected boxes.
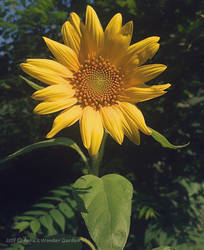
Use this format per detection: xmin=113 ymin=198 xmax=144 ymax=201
xmin=20 ymin=5 xmax=170 ymax=156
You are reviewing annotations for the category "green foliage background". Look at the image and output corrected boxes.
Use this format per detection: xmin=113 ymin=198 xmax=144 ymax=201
xmin=0 ymin=0 xmax=203 ymax=249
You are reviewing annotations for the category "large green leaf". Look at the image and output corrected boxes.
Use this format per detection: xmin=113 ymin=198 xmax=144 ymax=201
xmin=73 ymin=174 xmax=133 ymax=250
xmin=20 ymin=75 xmax=44 ymax=90
xmin=149 ymin=127 xmax=189 ymax=149
xmin=0 ymin=137 xmax=89 ymax=169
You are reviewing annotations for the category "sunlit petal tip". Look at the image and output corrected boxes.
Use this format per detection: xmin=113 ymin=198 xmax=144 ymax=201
xmin=157 ymin=83 xmax=171 ymax=90
xmin=46 ymin=132 xmax=53 ymax=139
xmin=152 ymin=36 xmax=160 ymax=42
xmin=113 ymin=13 xmax=122 ymax=22
xmin=121 ymin=21 xmax=133 ymax=36
xmin=105 ymin=13 xmax=122 ymax=33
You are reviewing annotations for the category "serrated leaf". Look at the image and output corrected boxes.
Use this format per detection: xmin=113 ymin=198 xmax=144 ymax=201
xmin=13 ymin=221 xmax=30 ymax=233
xmin=39 ymin=215 xmax=57 ymax=236
xmin=50 ymin=190 xmax=69 ymax=196
xmin=41 ymin=196 xmax=63 ymax=202
xmin=33 ymin=203 xmax=55 ymax=209
xmin=0 ymin=138 xmax=89 ymax=170
xmin=59 ymin=202 xmax=75 ymax=219
xmin=30 ymin=219 xmax=40 ymax=234
xmin=73 ymin=174 xmax=133 ymax=250
xmin=50 ymin=209 xmax=65 ymax=233
xmin=149 ymin=127 xmax=189 ymax=149
xmin=24 ymin=210 xmax=46 ymax=216
xmin=20 ymin=75 xmax=44 ymax=90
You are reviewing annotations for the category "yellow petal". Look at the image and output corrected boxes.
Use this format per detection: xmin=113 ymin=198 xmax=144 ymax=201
xmin=34 ymin=98 xmax=77 ymax=115
xmin=126 ymin=36 xmax=160 ymax=66
xmin=26 ymin=59 xmax=72 ymax=78
xmin=104 ymin=13 xmax=122 ymax=43
xmin=46 ymin=105 xmax=82 ymax=138
xmin=102 ymin=21 xmax=133 ymax=65
xmin=32 ymin=84 xmax=75 ymax=101
xmin=20 ymin=63 xmax=71 ymax=85
xmin=80 ymin=106 xmax=104 ymax=156
xmin=123 ymin=118 xmax=140 ymax=145
xmin=120 ymin=21 xmax=133 ymax=47
xmin=83 ymin=5 xmax=104 ymax=56
xmin=125 ymin=64 xmax=167 ymax=86
xmin=61 ymin=21 xmax=81 ymax=55
xmin=112 ymin=103 xmax=140 ymax=145
xmin=119 ymin=102 xmax=151 ymax=135
xmin=119 ymin=83 xmax=171 ymax=103
xmin=128 ymin=36 xmax=160 ymax=53
xmin=43 ymin=37 xmax=79 ymax=72
xmin=69 ymin=12 xmax=81 ymax=37
xmin=100 ymin=105 xmax=124 ymax=144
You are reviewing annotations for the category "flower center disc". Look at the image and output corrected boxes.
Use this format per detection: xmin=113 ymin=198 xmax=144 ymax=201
xmin=71 ymin=56 xmax=124 ymax=109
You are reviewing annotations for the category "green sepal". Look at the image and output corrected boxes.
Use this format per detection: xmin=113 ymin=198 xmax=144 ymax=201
xmin=20 ymin=75 xmax=44 ymax=90
xmin=73 ymin=174 xmax=133 ymax=250
xmin=149 ymin=127 xmax=189 ymax=149
xmin=0 ymin=137 xmax=89 ymax=170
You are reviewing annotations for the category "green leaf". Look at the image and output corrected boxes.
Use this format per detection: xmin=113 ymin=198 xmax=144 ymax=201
xmin=33 ymin=203 xmax=55 ymax=209
xmin=59 ymin=202 xmax=75 ymax=219
xmin=73 ymin=174 xmax=133 ymax=250
xmin=41 ymin=196 xmax=63 ymax=202
xmin=0 ymin=137 xmax=89 ymax=170
xmin=24 ymin=210 xmax=46 ymax=216
xmin=15 ymin=216 xmax=35 ymax=221
xmin=39 ymin=215 xmax=57 ymax=236
xmin=149 ymin=127 xmax=189 ymax=149
xmin=20 ymin=75 xmax=44 ymax=90
xmin=50 ymin=209 xmax=65 ymax=233
xmin=13 ymin=221 xmax=30 ymax=232
xmin=50 ymin=190 xmax=69 ymax=196
xmin=30 ymin=219 xmax=41 ymax=234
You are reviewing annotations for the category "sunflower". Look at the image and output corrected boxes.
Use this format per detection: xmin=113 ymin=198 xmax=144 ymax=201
xmin=20 ymin=5 xmax=170 ymax=156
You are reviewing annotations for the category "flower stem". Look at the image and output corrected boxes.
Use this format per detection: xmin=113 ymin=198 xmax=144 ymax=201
xmin=90 ymin=132 xmax=108 ymax=177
